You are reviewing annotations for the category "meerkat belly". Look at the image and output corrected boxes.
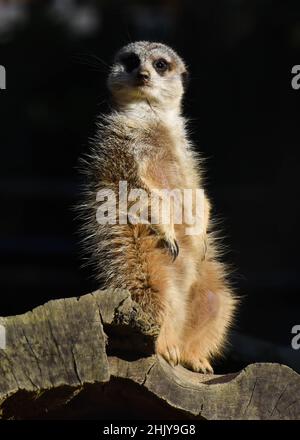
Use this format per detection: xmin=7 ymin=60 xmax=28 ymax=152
xmin=141 ymin=156 xmax=201 ymax=252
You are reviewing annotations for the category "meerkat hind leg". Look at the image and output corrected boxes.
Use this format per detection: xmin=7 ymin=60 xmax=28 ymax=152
xmin=155 ymin=318 xmax=181 ymax=366
xmin=180 ymin=260 xmax=235 ymax=374
xmin=155 ymin=284 xmax=187 ymax=366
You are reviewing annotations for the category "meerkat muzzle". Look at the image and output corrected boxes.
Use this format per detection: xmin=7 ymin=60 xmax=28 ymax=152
xmin=135 ymin=69 xmax=150 ymax=86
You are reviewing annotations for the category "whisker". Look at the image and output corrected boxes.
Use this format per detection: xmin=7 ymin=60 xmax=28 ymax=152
xmin=87 ymin=53 xmax=111 ymax=69
xmin=72 ymin=53 xmax=111 ymax=74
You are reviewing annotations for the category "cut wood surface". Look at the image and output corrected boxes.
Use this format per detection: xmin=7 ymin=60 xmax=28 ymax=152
xmin=0 ymin=290 xmax=299 ymax=420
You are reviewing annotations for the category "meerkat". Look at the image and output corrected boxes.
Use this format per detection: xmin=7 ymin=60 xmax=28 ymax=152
xmin=79 ymin=41 xmax=237 ymax=373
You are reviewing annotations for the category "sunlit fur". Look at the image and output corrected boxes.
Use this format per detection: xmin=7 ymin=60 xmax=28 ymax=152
xmin=78 ymin=41 xmax=237 ymax=373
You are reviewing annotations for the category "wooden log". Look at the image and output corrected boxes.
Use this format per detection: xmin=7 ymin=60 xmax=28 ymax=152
xmin=0 ymin=290 xmax=299 ymax=420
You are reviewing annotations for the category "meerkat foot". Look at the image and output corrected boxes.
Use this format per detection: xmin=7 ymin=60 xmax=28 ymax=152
xmin=182 ymin=356 xmax=214 ymax=374
xmin=155 ymin=323 xmax=181 ymax=366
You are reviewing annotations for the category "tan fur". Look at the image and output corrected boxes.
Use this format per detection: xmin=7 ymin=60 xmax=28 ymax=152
xmin=79 ymin=42 xmax=237 ymax=373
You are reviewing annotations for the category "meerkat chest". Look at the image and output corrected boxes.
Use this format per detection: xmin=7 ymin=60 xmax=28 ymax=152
xmin=142 ymin=132 xmax=195 ymax=190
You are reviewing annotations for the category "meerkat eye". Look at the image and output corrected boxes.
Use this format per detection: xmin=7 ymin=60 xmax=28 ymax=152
xmin=153 ymin=58 xmax=169 ymax=74
xmin=120 ymin=53 xmax=140 ymax=73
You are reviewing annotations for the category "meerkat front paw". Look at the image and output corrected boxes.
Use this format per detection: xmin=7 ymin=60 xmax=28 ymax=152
xmin=155 ymin=323 xmax=181 ymax=366
xmin=150 ymin=225 xmax=179 ymax=261
xmin=182 ymin=356 xmax=214 ymax=374
xmin=160 ymin=236 xmax=179 ymax=261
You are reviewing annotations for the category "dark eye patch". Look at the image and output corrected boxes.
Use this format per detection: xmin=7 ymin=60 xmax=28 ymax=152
xmin=120 ymin=53 xmax=140 ymax=72
xmin=153 ymin=58 xmax=169 ymax=74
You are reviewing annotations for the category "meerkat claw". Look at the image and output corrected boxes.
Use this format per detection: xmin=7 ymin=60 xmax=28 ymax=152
xmin=162 ymin=238 xmax=179 ymax=261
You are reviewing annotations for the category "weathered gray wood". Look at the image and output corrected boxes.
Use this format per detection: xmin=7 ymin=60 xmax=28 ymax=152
xmin=0 ymin=290 xmax=299 ymax=419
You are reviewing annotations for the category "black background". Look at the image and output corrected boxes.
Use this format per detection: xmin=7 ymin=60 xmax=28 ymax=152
xmin=0 ymin=0 xmax=299 ymax=374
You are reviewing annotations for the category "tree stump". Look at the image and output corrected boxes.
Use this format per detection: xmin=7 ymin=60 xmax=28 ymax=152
xmin=0 ymin=290 xmax=299 ymax=420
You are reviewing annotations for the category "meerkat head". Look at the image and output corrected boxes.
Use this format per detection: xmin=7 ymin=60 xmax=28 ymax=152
xmin=107 ymin=41 xmax=188 ymax=111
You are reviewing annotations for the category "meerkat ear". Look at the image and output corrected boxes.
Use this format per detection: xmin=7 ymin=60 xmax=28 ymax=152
xmin=181 ymin=70 xmax=190 ymax=91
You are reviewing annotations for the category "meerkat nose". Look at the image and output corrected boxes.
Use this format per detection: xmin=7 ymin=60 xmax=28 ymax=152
xmin=136 ymin=69 xmax=150 ymax=82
